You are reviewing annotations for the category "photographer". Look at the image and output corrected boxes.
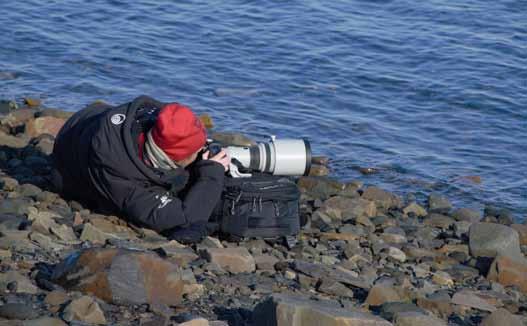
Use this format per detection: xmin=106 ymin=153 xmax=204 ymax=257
xmin=52 ymin=95 xmax=230 ymax=243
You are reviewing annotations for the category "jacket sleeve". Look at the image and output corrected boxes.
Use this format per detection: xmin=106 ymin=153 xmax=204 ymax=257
xmin=118 ymin=160 xmax=225 ymax=232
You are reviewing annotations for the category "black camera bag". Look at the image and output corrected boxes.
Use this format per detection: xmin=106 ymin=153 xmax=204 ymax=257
xmin=212 ymin=174 xmax=301 ymax=239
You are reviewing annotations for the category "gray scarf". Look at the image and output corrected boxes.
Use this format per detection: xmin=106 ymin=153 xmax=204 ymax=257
xmin=143 ymin=130 xmax=180 ymax=170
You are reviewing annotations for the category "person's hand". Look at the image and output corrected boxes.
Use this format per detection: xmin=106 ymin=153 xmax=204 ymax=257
xmin=202 ymin=149 xmax=230 ymax=171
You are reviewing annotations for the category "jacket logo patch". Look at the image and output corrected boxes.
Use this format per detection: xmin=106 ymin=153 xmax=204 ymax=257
xmin=110 ymin=114 xmax=126 ymax=125
xmin=155 ymin=193 xmax=173 ymax=209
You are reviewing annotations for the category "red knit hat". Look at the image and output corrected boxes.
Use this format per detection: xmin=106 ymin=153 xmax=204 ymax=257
xmin=151 ymin=103 xmax=206 ymax=161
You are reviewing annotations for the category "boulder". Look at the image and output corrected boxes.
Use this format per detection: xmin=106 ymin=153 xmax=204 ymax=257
xmin=252 ymin=294 xmax=392 ymax=326
xmin=427 ymin=193 xmax=452 ymax=213
xmin=51 ymin=248 xmax=185 ymax=306
xmin=469 ymin=223 xmax=523 ymax=259
xmin=511 ymin=224 xmax=527 ymax=245
xmin=365 ymin=285 xmax=401 ymax=306
xmin=297 ymin=177 xmax=344 ymax=200
xmin=201 ymin=247 xmax=255 ymax=273
xmin=451 ymin=290 xmax=497 ymax=312
xmin=23 ymin=317 xmax=68 ymax=326
xmin=452 ymin=208 xmax=480 ymax=223
xmin=0 ymin=303 xmax=38 ymax=320
xmin=481 ymin=308 xmax=523 ymax=326
xmin=487 ymin=255 xmax=527 ymax=294
xmin=25 ymin=116 xmax=66 ymax=138
xmin=322 ymin=196 xmax=376 ymax=221
xmin=361 ymin=187 xmax=402 ymax=210
xmin=63 ymin=296 xmax=106 ymax=325
xmin=0 ymin=270 xmax=38 ymax=294
xmin=394 ymin=311 xmax=446 ymax=326
xmin=309 ymin=164 xmax=329 ymax=177
xmin=424 ymin=214 xmax=455 ymax=229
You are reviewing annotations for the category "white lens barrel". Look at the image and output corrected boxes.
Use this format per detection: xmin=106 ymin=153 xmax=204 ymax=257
xmin=224 ymin=138 xmax=312 ymax=176
xmin=269 ymin=139 xmax=311 ymax=175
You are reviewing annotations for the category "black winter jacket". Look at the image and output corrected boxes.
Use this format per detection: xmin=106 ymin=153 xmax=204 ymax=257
xmin=52 ymin=95 xmax=225 ymax=232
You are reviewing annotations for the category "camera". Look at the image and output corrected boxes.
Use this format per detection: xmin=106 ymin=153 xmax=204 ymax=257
xmin=206 ymin=136 xmax=312 ymax=178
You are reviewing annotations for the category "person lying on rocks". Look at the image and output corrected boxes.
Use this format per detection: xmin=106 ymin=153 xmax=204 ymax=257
xmin=52 ymin=95 xmax=230 ymax=243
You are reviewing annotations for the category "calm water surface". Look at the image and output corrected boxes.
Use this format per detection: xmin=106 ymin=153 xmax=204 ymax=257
xmin=1 ymin=0 xmax=526 ymax=218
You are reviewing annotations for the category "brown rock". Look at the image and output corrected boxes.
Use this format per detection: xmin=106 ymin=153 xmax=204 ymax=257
xmin=51 ymin=248 xmax=185 ymax=306
xmin=320 ymin=232 xmax=359 ymax=242
xmin=44 ymin=290 xmax=69 ymax=306
xmin=309 ymin=164 xmax=329 ymax=177
xmin=25 ymin=116 xmax=66 ymax=138
xmin=0 ymin=130 xmax=29 ymax=148
xmin=179 ymin=318 xmax=210 ymax=326
xmin=424 ymin=214 xmax=455 ymax=229
xmin=0 ymin=108 xmax=36 ymax=128
xmin=481 ymin=308 xmax=523 ymax=326
xmin=511 ymin=224 xmax=527 ymax=245
xmin=362 ymin=186 xmax=402 ymax=210
xmin=23 ymin=317 xmax=68 ymax=326
xmin=416 ymin=297 xmax=453 ymax=319
xmin=452 ymin=208 xmax=481 ymax=223
xmin=198 ymin=114 xmax=214 ymax=129
xmin=201 ymin=247 xmax=255 ymax=273
xmin=312 ymin=156 xmax=329 ymax=166
xmin=487 ymin=255 xmax=527 ymax=294
xmin=63 ymin=296 xmax=106 ymax=325
xmin=366 ymin=285 xmax=402 ymax=306
xmin=0 ymin=270 xmax=38 ymax=294
xmin=252 ymin=294 xmax=392 ymax=326
xmin=210 ymin=132 xmax=255 ymax=146
xmin=254 ymin=254 xmax=279 ymax=271
xmin=322 ymin=196 xmax=377 ymax=221
xmin=24 ymin=98 xmax=41 ymax=107
xmin=394 ymin=311 xmax=446 ymax=326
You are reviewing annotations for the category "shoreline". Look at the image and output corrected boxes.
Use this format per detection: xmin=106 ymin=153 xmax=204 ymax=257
xmin=0 ymin=101 xmax=526 ymax=325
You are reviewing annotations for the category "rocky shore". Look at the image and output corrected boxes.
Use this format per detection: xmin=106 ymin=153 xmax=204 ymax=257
xmin=0 ymin=99 xmax=526 ymax=325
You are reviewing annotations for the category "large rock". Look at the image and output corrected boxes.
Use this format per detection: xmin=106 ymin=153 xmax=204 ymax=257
xmin=427 ymin=193 xmax=452 ymax=213
xmin=487 ymin=255 xmax=527 ymax=294
xmin=51 ymin=248 xmax=185 ymax=306
xmin=481 ymin=308 xmax=523 ymax=326
xmin=0 ymin=303 xmax=38 ymax=320
xmin=361 ymin=187 xmax=402 ymax=210
xmin=297 ymin=177 xmax=344 ymax=200
xmin=0 ymin=270 xmax=38 ymax=294
xmin=200 ymin=247 xmax=255 ymax=273
xmin=469 ymin=223 xmax=523 ymax=259
xmin=322 ymin=196 xmax=376 ymax=221
xmin=63 ymin=296 xmax=106 ymax=325
xmin=452 ymin=208 xmax=481 ymax=223
xmin=451 ymin=290 xmax=497 ymax=312
xmin=365 ymin=285 xmax=401 ymax=306
xmin=0 ymin=130 xmax=29 ymax=148
xmin=25 ymin=116 xmax=66 ymax=138
xmin=252 ymin=294 xmax=392 ymax=326
xmin=394 ymin=311 xmax=446 ymax=326
xmin=511 ymin=224 xmax=527 ymax=245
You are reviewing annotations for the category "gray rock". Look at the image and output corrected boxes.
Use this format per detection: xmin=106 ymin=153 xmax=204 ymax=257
xmin=427 ymin=193 xmax=452 ymax=213
xmin=52 ymin=248 xmax=185 ymax=306
xmin=252 ymin=294 xmax=392 ymax=326
xmin=379 ymin=302 xmax=426 ymax=322
xmin=297 ymin=176 xmax=344 ymax=200
xmin=452 ymin=208 xmax=481 ymax=223
xmin=451 ymin=290 xmax=497 ymax=312
xmin=0 ymin=303 xmax=38 ymax=320
xmin=317 ymin=278 xmax=354 ymax=298
xmin=481 ymin=308 xmax=523 ymax=326
xmin=469 ymin=223 xmax=523 ymax=259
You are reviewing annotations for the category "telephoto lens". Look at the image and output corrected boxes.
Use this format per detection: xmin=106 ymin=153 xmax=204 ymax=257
xmin=223 ymin=137 xmax=312 ymax=176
